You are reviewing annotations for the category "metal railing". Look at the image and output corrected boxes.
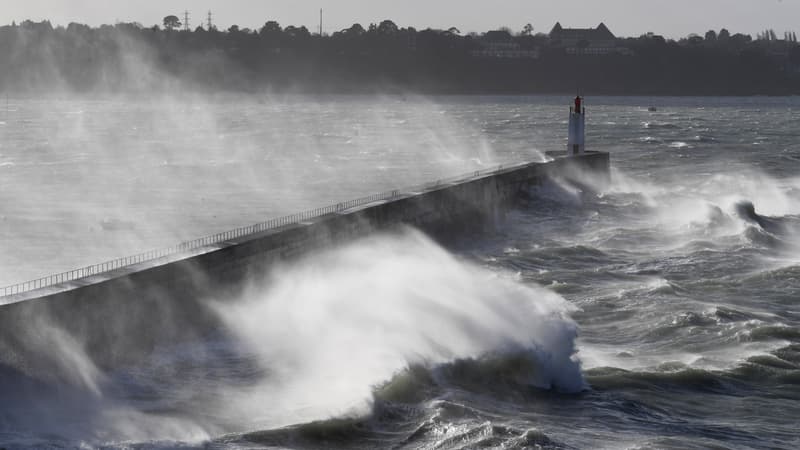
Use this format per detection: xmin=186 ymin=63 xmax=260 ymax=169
xmin=1 ymin=162 xmax=517 ymax=298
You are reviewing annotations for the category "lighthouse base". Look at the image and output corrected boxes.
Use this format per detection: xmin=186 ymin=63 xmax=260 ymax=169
xmin=544 ymin=150 xmax=610 ymax=184
xmin=545 ymin=150 xmax=605 ymax=158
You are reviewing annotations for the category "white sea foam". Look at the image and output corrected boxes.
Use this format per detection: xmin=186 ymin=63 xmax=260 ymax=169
xmin=1 ymin=228 xmax=584 ymax=446
xmin=210 ymin=228 xmax=585 ymax=428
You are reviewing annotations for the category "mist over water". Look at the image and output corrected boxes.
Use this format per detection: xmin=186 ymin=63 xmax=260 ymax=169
xmin=0 ymin=94 xmax=504 ymax=286
xmin=1 ymin=95 xmax=800 ymax=448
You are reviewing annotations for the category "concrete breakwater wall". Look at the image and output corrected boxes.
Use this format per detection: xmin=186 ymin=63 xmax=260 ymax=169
xmin=0 ymin=152 xmax=608 ymax=372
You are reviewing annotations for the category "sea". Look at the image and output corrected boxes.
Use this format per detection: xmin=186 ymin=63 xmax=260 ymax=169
xmin=0 ymin=94 xmax=798 ymax=449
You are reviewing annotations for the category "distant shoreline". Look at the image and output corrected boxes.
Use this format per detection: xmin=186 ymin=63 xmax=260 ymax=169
xmin=2 ymin=19 xmax=799 ymax=98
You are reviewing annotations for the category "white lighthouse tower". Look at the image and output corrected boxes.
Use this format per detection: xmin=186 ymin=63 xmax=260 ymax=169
xmin=567 ymin=96 xmax=585 ymax=155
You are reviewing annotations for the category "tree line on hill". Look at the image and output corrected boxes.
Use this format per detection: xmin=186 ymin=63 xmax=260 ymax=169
xmin=1 ymin=18 xmax=799 ymax=95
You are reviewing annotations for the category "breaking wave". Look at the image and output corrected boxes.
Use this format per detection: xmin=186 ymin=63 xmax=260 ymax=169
xmin=0 ymin=228 xmax=586 ymax=448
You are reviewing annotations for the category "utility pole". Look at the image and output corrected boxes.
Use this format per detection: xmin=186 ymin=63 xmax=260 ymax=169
xmin=319 ymin=8 xmax=323 ymax=36
xmin=207 ymin=10 xmax=213 ymax=30
xmin=183 ymin=10 xmax=190 ymax=31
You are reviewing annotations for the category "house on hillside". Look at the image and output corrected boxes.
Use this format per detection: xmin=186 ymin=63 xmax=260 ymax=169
xmin=471 ymin=29 xmax=540 ymax=59
xmin=549 ymin=22 xmax=628 ymax=55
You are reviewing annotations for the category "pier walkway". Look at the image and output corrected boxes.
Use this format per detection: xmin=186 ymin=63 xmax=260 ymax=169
xmin=0 ymin=161 xmax=532 ymax=304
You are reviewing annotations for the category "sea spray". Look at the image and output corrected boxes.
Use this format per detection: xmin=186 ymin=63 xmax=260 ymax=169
xmin=0 ymin=227 xmax=584 ymax=446
xmin=0 ymin=316 xmax=212 ymax=447
xmin=592 ymin=166 xmax=800 ymax=250
xmin=210 ymin=227 xmax=585 ymax=428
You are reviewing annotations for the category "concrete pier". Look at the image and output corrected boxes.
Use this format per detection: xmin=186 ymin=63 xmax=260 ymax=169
xmin=0 ymin=152 xmax=609 ymax=372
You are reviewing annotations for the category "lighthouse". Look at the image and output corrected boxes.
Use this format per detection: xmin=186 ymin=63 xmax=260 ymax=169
xmin=567 ymin=96 xmax=585 ymax=155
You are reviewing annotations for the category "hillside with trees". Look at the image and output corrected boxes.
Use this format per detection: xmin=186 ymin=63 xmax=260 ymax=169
xmin=1 ymin=18 xmax=799 ymax=95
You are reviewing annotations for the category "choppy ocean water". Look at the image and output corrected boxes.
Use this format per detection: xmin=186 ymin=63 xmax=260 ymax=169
xmin=1 ymin=95 xmax=799 ymax=449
